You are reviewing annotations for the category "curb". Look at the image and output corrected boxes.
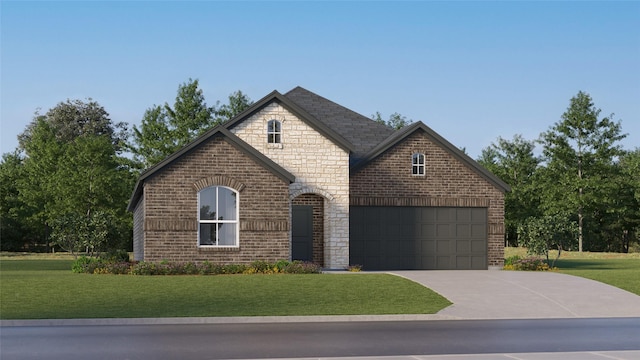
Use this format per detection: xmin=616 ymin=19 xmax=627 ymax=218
xmin=0 ymin=314 xmax=461 ymax=327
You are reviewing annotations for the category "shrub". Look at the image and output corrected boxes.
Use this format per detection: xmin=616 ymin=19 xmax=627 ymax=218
xmin=283 ymin=261 xmax=321 ymax=274
xmin=74 ymin=259 xmax=321 ymax=276
xmin=250 ymin=260 xmax=275 ymax=274
xmin=93 ymin=262 xmax=131 ymax=275
xmin=503 ymin=256 xmax=552 ymax=271
xmin=347 ymin=264 xmax=362 ymax=272
xmin=221 ymin=264 xmax=248 ymax=274
xmin=100 ymin=249 xmax=130 ymax=263
xmin=274 ymin=260 xmax=290 ymax=272
xmin=71 ymin=256 xmax=101 ymax=274
xmin=504 ymin=255 xmax=521 ymax=266
xmin=131 ymin=261 xmax=160 ymax=275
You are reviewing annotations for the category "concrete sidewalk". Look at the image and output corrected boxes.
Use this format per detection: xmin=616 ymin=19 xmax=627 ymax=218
xmin=391 ymin=270 xmax=640 ymax=319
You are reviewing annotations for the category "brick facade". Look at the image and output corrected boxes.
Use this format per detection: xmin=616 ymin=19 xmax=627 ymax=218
xmin=140 ymin=135 xmax=291 ymax=263
xmin=350 ymin=130 xmax=505 ymax=268
xmin=230 ymin=103 xmax=350 ymax=268
xmin=130 ymin=88 xmax=506 ymax=270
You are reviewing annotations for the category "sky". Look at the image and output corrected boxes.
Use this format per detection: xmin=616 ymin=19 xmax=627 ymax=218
xmin=1 ymin=1 xmax=639 ymax=160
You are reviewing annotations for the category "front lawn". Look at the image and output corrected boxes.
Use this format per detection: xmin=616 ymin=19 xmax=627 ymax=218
xmin=555 ymin=259 xmax=640 ymax=296
xmin=504 ymin=247 xmax=640 ymax=296
xmin=0 ymin=259 xmax=451 ymax=320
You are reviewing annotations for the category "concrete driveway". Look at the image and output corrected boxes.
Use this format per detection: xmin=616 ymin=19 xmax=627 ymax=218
xmin=391 ymin=270 xmax=640 ymax=319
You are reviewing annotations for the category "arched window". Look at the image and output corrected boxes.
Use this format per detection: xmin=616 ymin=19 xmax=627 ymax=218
xmin=412 ymin=153 xmax=425 ymax=176
xmin=198 ymin=186 xmax=238 ymax=247
xmin=267 ymin=120 xmax=281 ymax=143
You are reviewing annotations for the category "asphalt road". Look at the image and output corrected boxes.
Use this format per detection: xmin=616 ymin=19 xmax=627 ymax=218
xmin=2 ymin=318 xmax=640 ymax=360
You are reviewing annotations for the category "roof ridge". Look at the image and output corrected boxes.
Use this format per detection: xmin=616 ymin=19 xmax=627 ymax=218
xmin=284 ymin=86 xmax=381 ymax=125
xmin=283 ymin=87 xmax=394 ymax=160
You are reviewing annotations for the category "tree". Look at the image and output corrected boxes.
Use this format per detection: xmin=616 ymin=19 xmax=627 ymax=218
xmin=539 ymin=91 xmax=627 ymax=252
xmin=130 ymin=105 xmax=175 ymax=169
xmin=595 ymin=149 xmax=640 ymax=252
xmin=0 ymin=152 xmax=40 ymax=251
xmin=15 ymin=99 xmax=134 ymax=253
xmin=166 ymin=78 xmax=216 ymax=144
xmin=18 ymin=99 xmax=128 ymax=153
xmin=477 ymin=135 xmax=541 ymax=246
xmin=372 ymin=111 xmax=413 ymax=130
xmin=130 ymin=79 xmax=253 ymax=169
xmin=518 ymin=214 xmax=578 ymax=267
xmin=215 ymin=90 xmax=253 ymax=123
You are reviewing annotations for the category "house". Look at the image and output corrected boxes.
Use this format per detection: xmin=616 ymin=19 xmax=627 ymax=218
xmin=127 ymin=87 xmax=509 ymax=270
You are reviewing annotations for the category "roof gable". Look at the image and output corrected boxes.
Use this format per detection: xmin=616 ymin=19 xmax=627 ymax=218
xmin=127 ymin=126 xmax=295 ymax=211
xmin=224 ymin=89 xmax=354 ymax=153
xmin=351 ymin=121 xmax=511 ymax=193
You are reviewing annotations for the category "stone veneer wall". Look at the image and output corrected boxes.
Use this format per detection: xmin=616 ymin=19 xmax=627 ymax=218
xmin=230 ymin=103 xmax=350 ymax=268
xmin=141 ymin=136 xmax=291 ymax=263
xmin=291 ymin=194 xmax=324 ymax=266
xmin=350 ymin=130 xmax=505 ymax=268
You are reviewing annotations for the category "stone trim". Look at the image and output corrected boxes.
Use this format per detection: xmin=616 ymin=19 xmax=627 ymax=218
xmin=489 ymin=223 xmax=504 ymax=235
xmin=290 ymin=186 xmax=335 ymax=201
xmin=350 ymin=197 xmax=490 ymax=207
xmin=193 ymin=176 xmax=246 ymax=192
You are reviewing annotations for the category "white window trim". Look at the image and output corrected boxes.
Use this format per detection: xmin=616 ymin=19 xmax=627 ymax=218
xmin=267 ymin=119 xmax=282 ymax=144
xmin=412 ymin=153 xmax=425 ymax=176
xmin=197 ymin=186 xmax=239 ymax=248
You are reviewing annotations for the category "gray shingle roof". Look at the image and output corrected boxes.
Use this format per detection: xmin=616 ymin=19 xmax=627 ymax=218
xmin=284 ymin=87 xmax=394 ymax=162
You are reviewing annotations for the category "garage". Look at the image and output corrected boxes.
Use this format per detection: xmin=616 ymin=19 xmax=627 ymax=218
xmin=350 ymin=206 xmax=488 ymax=270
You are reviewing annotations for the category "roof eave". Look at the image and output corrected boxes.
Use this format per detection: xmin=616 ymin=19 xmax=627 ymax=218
xmin=126 ymin=126 xmax=295 ymax=212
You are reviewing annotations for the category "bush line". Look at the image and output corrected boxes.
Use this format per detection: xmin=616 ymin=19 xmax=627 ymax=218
xmin=72 ymin=257 xmax=322 ymax=275
xmin=503 ymin=255 xmax=556 ymax=271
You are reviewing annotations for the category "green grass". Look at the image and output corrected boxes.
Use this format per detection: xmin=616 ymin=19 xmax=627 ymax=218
xmin=555 ymin=259 xmax=640 ymax=296
xmin=505 ymin=247 xmax=640 ymax=296
xmin=0 ymin=259 xmax=451 ymax=320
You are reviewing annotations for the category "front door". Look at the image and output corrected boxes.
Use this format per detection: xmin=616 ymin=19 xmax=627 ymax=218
xmin=292 ymin=205 xmax=313 ymax=262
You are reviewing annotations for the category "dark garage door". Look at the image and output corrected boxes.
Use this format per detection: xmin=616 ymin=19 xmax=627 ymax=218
xmin=350 ymin=207 xmax=487 ymax=270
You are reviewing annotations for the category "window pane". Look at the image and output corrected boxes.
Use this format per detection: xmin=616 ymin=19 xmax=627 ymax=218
xmin=200 ymin=187 xmax=217 ymax=220
xmin=418 ymin=154 xmax=425 ymax=164
xmin=274 ymin=134 xmax=281 ymax=143
xmin=419 ymin=166 xmax=424 ymax=175
xmin=268 ymin=120 xmax=281 ymax=133
xmin=218 ymin=187 xmax=237 ymax=220
xmin=199 ymin=224 xmax=216 ymax=245
xmin=218 ymin=223 xmax=237 ymax=246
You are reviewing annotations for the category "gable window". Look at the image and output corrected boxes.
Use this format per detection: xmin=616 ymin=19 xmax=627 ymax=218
xmin=198 ymin=186 xmax=238 ymax=247
xmin=267 ymin=120 xmax=281 ymax=144
xmin=412 ymin=153 xmax=425 ymax=176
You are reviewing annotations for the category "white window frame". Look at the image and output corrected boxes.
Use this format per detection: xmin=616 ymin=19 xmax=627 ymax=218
xmin=412 ymin=153 xmax=425 ymax=176
xmin=197 ymin=186 xmax=239 ymax=247
xmin=267 ymin=119 xmax=281 ymax=144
